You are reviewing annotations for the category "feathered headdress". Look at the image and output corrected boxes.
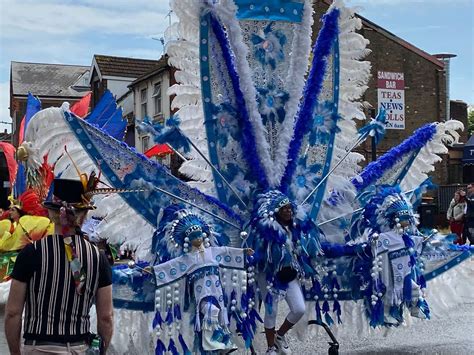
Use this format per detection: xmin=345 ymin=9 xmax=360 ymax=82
xmin=255 ymin=190 xmax=292 ymax=220
xmin=362 ymin=186 xmax=417 ymax=233
xmin=8 ymin=189 xmax=48 ymax=217
xmin=152 ymin=205 xmax=229 ymax=263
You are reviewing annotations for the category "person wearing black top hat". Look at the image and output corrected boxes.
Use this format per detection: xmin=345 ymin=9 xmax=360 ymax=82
xmin=5 ymin=178 xmax=113 ymax=355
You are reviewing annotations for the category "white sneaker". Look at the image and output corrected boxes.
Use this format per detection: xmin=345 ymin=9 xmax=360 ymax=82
xmin=266 ymin=346 xmax=278 ymax=355
xmin=274 ymin=333 xmax=291 ymax=355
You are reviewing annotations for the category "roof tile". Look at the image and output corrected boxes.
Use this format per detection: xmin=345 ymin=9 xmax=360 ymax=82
xmin=94 ymin=55 xmax=163 ymax=78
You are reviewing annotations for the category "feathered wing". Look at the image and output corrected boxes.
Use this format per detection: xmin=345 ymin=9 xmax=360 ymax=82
xmin=279 ymin=1 xmax=368 ymax=224
xmin=353 ymin=121 xmax=464 ymax=194
xmin=168 ymin=0 xmax=315 ymax=211
xmin=315 ymin=2 xmax=370 ymax=232
xmin=318 ymin=121 xmax=464 ymax=244
xmin=166 ymin=0 xmax=213 ymax=193
xmin=24 ymin=106 xmax=243 ymax=259
xmin=85 ymin=90 xmax=127 ymax=140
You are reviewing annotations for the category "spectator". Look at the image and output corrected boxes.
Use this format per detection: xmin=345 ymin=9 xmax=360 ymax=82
xmin=463 ymin=184 xmax=474 ymax=245
xmin=447 ymin=189 xmax=467 ymax=244
xmin=4 ymin=178 xmax=113 ymax=355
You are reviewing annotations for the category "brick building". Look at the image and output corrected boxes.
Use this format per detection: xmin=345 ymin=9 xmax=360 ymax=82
xmin=313 ymin=0 xmax=461 ymax=186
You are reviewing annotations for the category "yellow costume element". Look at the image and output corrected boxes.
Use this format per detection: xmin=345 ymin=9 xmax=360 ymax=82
xmin=0 ymin=216 xmax=53 ymax=252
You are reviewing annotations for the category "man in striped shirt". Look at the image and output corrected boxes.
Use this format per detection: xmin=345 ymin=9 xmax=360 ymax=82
xmin=5 ymin=179 xmax=113 ymax=354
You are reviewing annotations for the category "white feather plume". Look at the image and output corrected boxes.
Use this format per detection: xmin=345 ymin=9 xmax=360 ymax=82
xmin=24 ymin=107 xmax=155 ymax=256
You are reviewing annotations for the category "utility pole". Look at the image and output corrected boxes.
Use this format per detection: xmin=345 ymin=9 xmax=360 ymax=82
xmin=368 ymin=108 xmax=377 ymax=161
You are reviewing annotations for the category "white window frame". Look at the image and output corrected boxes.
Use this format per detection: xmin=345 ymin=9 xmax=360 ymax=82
xmin=142 ymin=135 xmax=150 ymax=153
xmin=152 ymin=82 xmax=162 ymax=116
xmin=140 ymin=88 xmax=147 ymax=118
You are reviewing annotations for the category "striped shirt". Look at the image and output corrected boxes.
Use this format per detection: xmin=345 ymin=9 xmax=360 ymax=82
xmin=11 ymin=234 xmax=112 ymax=342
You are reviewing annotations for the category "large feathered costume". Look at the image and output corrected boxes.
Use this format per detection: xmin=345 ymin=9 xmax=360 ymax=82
xmin=3 ymin=0 xmax=471 ymax=353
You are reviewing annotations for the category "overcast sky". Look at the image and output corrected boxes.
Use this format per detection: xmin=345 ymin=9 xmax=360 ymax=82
xmin=0 ymin=0 xmax=472 ymax=133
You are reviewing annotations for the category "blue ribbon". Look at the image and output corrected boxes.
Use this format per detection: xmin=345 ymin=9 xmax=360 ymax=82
xmin=358 ymin=108 xmax=387 ymax=145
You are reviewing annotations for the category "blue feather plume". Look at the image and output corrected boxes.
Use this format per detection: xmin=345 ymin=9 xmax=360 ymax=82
xmin=168 ymin=339 xmax=179 ymax=355
xmin=165 ymin=307 xmax=173 ymax=325
xmin=174 ymin=304 xmax=182 ymax=321
xmin=210 ymin=14 xmax=269 ymax=190
xmin=279 ymin=7 xmax=340 ymax=192
xmin=315 ymin=300 xmax=322 ymax=324
xmin=358 ymin=108 xmax=387 ymax=145
xmin=178 ymin=334 xmax=192 ymax=355
xmin=417 ymin=298 xmax=431 ymax=319
xmin=155 ymin=339 xmax=166 ymax=355
xmin=153 ymin=116 xmax=191 ymax=153
xmin=322 ymin=300 xmax=334 ymax=326
xmin=333 ymin=299 xmax=342 ymax=324
xmin=353 ymin=123 xmax=437 ymax=192
xmin=152 ymin=310 xmax=163 ymax=329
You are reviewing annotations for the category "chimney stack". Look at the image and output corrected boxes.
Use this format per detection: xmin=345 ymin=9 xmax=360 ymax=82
xmin=433 ymin=53 xmax=457 ymax=121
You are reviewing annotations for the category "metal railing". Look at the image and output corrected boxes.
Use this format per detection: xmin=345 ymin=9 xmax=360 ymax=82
xmin=437 ymin=184 xmax=467 ymax=213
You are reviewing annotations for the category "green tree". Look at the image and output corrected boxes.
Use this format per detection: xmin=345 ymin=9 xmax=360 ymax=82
xmin=469 ymin=109 xmax=474 ymax=136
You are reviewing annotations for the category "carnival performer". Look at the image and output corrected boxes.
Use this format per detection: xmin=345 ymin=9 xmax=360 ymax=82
xmin=5 ymin=178 xmax=113 ymax=354
xmin=245 ymin=190 xmax=322 ymax=355
xmin=446 ymin=189 xmax=466 ymax=244
xmin=151 ymin=206 xmax=256 ymax=354
xmin=364 ymin=186 xmax=430 ymax=326
xmin=0 ymin=190 xmax=52 ymax=253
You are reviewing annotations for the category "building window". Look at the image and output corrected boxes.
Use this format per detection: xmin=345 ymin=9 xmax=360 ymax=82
xmin=153 ymin=82 xmax=162 ymax=116
xmin=142 ymin=135 xmax=150 ymax=153
xmin=156 ymin=154 xmax=171 ymax=168
xmin=140 ymin=88 xmax=147 ymax=118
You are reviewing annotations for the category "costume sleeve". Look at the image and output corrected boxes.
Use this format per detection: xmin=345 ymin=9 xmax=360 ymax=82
xmin=98 ymin=252 xmax=112 ymax=288
xmin=153 ymin=255 xmax=188 ymax=287
xmin=214 ymin=246 xmax=246 ymax=269
xmin=10 ymin=243 xmax=37 ymax=283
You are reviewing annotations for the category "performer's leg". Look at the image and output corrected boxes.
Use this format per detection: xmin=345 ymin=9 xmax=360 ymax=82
xmin=273 ymin=280 xmax=305 ymax=354
xmin=264 ymin=300 xmax=279 ymax=347
xmin=259 ymin=274 xmax=280 ymax=349
xmin=277 ymin=279 xmax=305 ymax=336
xmin=265 ymin=327 xmax=276 ymax=347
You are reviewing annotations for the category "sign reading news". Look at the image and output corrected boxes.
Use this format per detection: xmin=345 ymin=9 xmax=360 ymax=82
xmin=377 ymin=71 xmax=405 ymax=130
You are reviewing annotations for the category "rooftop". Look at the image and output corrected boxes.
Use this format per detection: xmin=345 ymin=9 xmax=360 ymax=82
xmin=129 ymin=55 xmax=169 ymax=87
xmin=11 ymin=61 xmax=90 ymax=98
xmin=93 ymin=54 xmax=163 ymax=79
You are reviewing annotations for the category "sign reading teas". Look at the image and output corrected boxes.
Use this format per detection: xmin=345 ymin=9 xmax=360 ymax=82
xmin=377 ymin=71 xmax=405 ymax=130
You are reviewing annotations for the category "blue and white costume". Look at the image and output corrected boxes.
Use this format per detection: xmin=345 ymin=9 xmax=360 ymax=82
xmin=151 ymin=206 xmax=258 ymax=354
xmin=245 ymin=190 xmax=322 ymax=337
xmin=363 ymin=187 xmax=430 ymax=326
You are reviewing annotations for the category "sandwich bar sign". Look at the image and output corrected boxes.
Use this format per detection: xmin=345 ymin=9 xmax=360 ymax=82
xmin=377 ymin=71 xmax=405 ymax=129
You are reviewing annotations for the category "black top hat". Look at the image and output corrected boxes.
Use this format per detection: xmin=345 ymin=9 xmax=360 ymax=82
xmin=43 ymin=178 xmax=95 ymax=210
